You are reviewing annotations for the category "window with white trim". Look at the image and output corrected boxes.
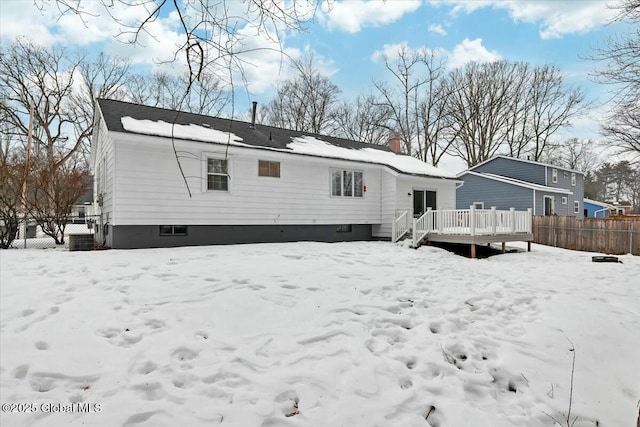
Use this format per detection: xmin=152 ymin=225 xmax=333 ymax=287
xmin=473 ymin=202 xmax=484 ymax=209
xmin=207 ymin=158 xmax=228 ymax=191
xmin=562 ymin=196 xmax=567 ymax=205
xmin=331 ymin=169 xmax=363 ymax=197
xmin=552 ymin=168 xmax=558 ymax=183
xmin=574 ymin=201 xmax=580 ymax=214
xmin=571 ymin=172 xmax=576 ymax=186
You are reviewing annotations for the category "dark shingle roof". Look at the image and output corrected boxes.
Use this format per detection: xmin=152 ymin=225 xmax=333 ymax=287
xmin=95 ymin=98 xmax=457 ymax=179
xmin=97 ymin=98 xmax=393 ymax=154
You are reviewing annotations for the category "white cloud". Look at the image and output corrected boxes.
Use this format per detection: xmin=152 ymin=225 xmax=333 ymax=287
xmin=370 ymin=41 xmax=411 ymax=63
xmin=448 ymin=38 xmax=501 ymax=68
xmin=370 ymin=38 xmax=498 ymax=69
xmin=321 ymin=0 xmax=421 ymax=33
xmin=434 ymin=0 xmax=616 ymax=39
xmin=428 ymin=24 xmax=447 ymax=36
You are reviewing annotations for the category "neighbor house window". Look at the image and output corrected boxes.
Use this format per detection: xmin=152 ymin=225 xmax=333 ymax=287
xmin=571 ymin=172 xmax=576 ymax=186
xmin=574 ymin=201 xmax=580 ymax=214
xmin=159 ymin=225 xmax=188 ymax=236
xmin=552 ymin=168 xmax=558 ymax=183
xmin=562 ymin=197 xmax=567 ymax=205
xmin=331 ymin=169 xmax=363 ymax=197
xmin=336 ymin=224 xmax=352 ymax=233
xmin=207 ymin=158 xmax=228 ymax=191
xmin=473 ymin=202 xmax=484 ymax=209
xmin=258 ymin=160 xmax=280 ymax=178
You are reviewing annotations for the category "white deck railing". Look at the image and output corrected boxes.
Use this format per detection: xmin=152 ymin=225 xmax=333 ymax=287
xmin=412 ymin=206 xmax=532 ymax=247
xmin=392 ymin=210 xmax=410 ymax=243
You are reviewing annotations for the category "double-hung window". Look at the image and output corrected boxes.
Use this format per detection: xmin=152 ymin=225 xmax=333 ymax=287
xmin=207 ymin=158 xmax=228 ymax=191
xmin=331 ymin=169 xmax=363 ymax=197
xmin=552 ymin=168 xmax=558 ymax=183
xmin=574 ymin=201 xmax=580 ymax=214
xmin=571 ymin=172 xmax=576 ymax=186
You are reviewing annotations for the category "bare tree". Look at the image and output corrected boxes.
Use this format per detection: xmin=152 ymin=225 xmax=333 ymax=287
xmin=526 ymin=65 xmax=586 ymax=161
xmin=125 ymin=71 xmax=230 ymax=116
xmin=264 ymin=55 xmax=341 ymax=134
xmin=590 ymin=0 xmax=640 ymax=158
xmin=445 ymin=61 xmax=519 ymax=166
xmin=444 ymin=61 xmax=586 ymax=167
xmin=543 ymin=138 xmax=601 ymax=172
xmin=330 ymin=94 xmax=392 ymax=145
xmin=503 ymin=62 xmax=533 ymax=158
xmin=0 ymin=39 xmax=130 ymax=166
xmin=0 ymin=127 xmax=24 ymax=249
xmin=373 ymin=46 xmax=437 ymax=157
xmin=24 ymin=155 xmax=91 ymax=245
xmin=418 ymin=61 xmax=459 ymax=166
xmin=40 ymin=1 xmax=320 ymax=92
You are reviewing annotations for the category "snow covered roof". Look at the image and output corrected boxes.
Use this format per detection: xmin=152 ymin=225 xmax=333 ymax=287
xmin=464 ymin=171 xmax=573 ymax=194
xmin=97 ymin=99 xmax=456 ymax=179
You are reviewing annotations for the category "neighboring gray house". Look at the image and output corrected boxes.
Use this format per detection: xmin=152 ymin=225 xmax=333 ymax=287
xmin=456 ymin=156 xmax=584 ymax=218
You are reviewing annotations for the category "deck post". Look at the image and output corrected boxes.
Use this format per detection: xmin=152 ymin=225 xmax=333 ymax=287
xmin=527 ymin=208 xmax=532 ymax=233
xmin=501 ymin=242 xmax=506 ymax=253
xmin=392 ymin=214 xmax=396 ymax=243
xmin=412 ymin=217 xmax=417 ymax=246
xmin=491 ymin=207 xmax=497 ymax=235
xmin=527 ymin=241 xmax=531 ymax=252
xmin=510 ymin=208 xmax=516 ymax=234
xmin=469 ymin=205 xmax=476 ymax=236
xmin=470 ymin=243 xmax=476 ymax=258
xmin=426 ymin=207 xmax=432 ymax=232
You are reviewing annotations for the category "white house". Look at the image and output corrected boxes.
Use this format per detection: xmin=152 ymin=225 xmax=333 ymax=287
xmin=91 ymin=99 xmax=459 ymax=249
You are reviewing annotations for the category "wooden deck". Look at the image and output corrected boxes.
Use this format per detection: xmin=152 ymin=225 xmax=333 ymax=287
xmin=393 ymin=207 xmax=533 ymax=258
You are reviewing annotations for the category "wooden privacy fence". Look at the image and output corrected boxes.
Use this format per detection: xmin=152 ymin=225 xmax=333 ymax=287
xmin=532 ymin=216 xmax=640 ymax=255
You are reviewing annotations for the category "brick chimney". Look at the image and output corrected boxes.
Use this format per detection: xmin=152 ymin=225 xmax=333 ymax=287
xmin=388 ymin=133 xmax=402 ymax=154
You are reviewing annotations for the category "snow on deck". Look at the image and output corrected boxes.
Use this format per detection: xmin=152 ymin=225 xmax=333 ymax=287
xmin=1 ymin=242 xmax=638 ymax=427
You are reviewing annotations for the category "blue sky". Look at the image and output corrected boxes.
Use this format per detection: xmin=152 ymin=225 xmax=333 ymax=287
xmin=0 ymin=0 xmax=632 ymax=150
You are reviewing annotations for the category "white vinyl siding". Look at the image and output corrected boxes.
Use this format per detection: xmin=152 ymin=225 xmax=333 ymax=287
xmin=112 ymin=134 xmax=383 ymax=226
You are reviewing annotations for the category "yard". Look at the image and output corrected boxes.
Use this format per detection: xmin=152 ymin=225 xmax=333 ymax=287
xmin=0 ymin=242 xmax=638 ymax=427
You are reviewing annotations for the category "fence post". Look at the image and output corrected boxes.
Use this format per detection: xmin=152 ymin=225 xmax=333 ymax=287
xmin=491 ymin=206 xmax=497 ymax=235
xmin=510 ymin=208 xmax=516 ymax=234
xmin=23 ymin=214 xmax=27 ymax=249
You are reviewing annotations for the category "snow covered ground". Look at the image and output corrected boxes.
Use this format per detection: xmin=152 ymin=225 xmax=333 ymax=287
xmin=1 ymin=242 xmax=638 ymax=427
